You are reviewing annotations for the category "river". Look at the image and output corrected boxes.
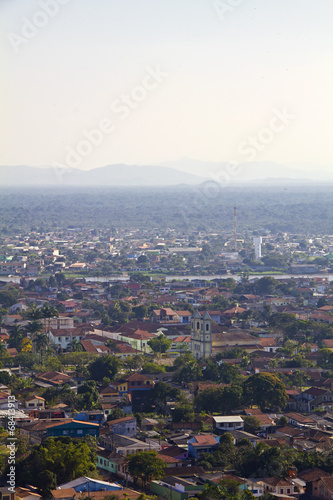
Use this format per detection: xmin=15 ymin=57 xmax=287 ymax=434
xmin=2 ymin=273 xmax=331 ymax=284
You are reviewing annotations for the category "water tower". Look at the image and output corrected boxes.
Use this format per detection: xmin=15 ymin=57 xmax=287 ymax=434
xmin=253 ymin=236 xmax=262 ymax=260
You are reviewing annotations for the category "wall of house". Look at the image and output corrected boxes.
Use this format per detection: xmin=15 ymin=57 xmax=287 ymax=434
xmin=149 ymin=482 xmax=187 ymax=500
xmin=96 ymin=455 xmax=118 ymax=474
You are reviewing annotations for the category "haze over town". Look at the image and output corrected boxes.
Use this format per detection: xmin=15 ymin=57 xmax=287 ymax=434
xmin=1 ymin=0 xmax=332 ymax=173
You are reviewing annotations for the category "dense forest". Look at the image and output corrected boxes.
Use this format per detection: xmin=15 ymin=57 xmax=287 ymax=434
xmin=1 ymin=184 xmax=333 ymax=234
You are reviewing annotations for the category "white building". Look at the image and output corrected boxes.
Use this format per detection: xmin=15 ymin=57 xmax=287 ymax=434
xmin=253 ymin=237 xmax=262 ymax=260
xmin=213 ymin=416 xmax=244 ymax=432
xmin=48 ymin=328 xmax=86 ymax=350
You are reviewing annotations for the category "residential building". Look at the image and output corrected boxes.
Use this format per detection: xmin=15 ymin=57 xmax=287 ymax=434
xmin=187 ymin=435 xmax=219 ymax=459
xmin=57 ymin=477 xmax=122 ymax=494
xmin=100 ymin=433 xmax=160 ymax=455
xmin=46 ymin=419 xmax=100 ymax=438
xmin=104 ymin=416 xmax=137 ymax=437
xmin=150 ymin=476 xmax=206 ymax=500
xmin=73 ymin=411 xmax=106 ymax=424
xmin=24 ymin=396 xmax=45 ymax=411
xmin=213 ymin=416 xmax=244 ymax=433
xmin=259 ymin=477 xmax=300 ymax=497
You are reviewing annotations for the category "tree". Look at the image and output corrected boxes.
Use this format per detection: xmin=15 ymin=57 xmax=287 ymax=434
xmin=199 ymin=481 xmax=256 ymax=500
xmin=14 ymin=436 xmax=96 ymax=490
xmin=243 ymin=373 xmax=288 ymax=411
xmin=38 ymin=470 xmax=57 ymax=496
xmin=127 ymin=451 xmax=166 ymax=486
xmin=255 ymin=276 xmax=279 ymax=295
xmin=8 ymin=324 xmax=24 ymax=351
xmin=88 ymin=355 xmax=122 ymax=382
xmin=173 ymin=352 xmax=202 ymax=383
xmin=172 ymin=402 xmax=195 ymax=423
xmin=195 ymin=386 xmax=223 ymax=413
xmin=107 ymin=408 xmax=126 ymax=421
xmin=317 ymin=348 xmax=333 ymax=368
xmin=77 ymin=381 xmax=99 ymax=410
xmin=34 ymin=332 xmax=50 ymax=362
xmin=317 ymin=297 xmax=329 ymax=308
xmin=276 ymin=416 xmax=288 ymax=427
xmin=133 ymin=305 xmax=148 ymax=320
xmin=124 ymin=355 xmax=144 ymax=371
xmin=26 ymin=305 xmax=43 ymax=321
xmin=147 ymin=334 xmax=172 ymax=356
xmin=67 ymin=338 xmax=83 ymax=352
xmin=149 ymin=382 xmax=180 ymax=406
xmin=243 ymin=415 xmax=261 ymax=434
xmin=40 ymin=304 xmax=59 ymax=333
xmin=25 ymin=319 xmax=43 ymax=354
xmin=219 ymin=432 xmax=234 ymax=447
xmin=142 ymin=362 xmax=165 ymax=374
xmin=0 ymin=288 xmax=19 ymax=308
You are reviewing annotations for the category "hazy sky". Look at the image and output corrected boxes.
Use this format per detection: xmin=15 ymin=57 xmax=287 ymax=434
xmin=1 ymin=0 xmax=332 ymax=170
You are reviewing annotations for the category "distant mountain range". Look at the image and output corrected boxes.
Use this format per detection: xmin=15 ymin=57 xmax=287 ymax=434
xmin=158 ymin=158 xmax=333 ymax=183
xmin=0 ymin=160 xmax=332 ymax=187
xmin=0 ymin=164 xmax=207 ymax=187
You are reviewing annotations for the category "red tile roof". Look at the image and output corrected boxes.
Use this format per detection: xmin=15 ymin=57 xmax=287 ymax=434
xmin=124 ymin=373 xmax=153 ymax=382
xmin=192 ymin=434 xmax=218 ymax=446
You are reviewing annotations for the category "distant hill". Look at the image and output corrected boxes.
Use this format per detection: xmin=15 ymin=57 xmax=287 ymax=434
xmin=1 ymin=160 xmax=332 ymax=187
xmin=158 ymin=158 xmax=333 ymax=183
xmin=0 ymin=164 xmax=208 ymax=187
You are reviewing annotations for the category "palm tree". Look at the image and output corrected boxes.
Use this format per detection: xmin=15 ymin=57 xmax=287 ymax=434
xmin=25 ymin=320 xmax=43 ymax=354
xmin=9 ymin=324 xmax=24 ymax=350
xmin=40 ymin=304 xmax=59 ymax=333
xmin=14 ymin=377 xmax=34 ymax=390
xmin=26 ymin=305 xmax=43 ymax=321
xmin=269 ymin=358 xmax=279 ymax=369
xmin=240 ymin=353 xmax=251 ymax=369
xmin=0 ymin=341 xmax=7 ymax=356
xmin=67 ymin=338 xmax=83 ymax=352
xmin=34 ymin=332 xmax=49 ymax=363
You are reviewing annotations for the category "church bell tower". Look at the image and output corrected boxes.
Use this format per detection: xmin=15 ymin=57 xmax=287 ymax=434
xmin=191 ymin=310 xmax=212 ymax=359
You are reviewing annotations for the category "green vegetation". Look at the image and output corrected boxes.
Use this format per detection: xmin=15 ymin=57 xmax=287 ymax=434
xmin=1 ymin=185 xmax=333 ymax=234
xmin=127 ymin=451 xmax=166 ymax=485
xmin=12 ymin=437 xmax=97 ymax=495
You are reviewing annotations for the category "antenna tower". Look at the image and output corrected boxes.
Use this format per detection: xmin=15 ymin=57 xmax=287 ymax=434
xmin=234 ymin=206 xmax=237 ymax=251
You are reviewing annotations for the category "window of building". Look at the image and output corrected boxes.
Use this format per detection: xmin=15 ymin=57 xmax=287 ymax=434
xmin=137 ymin=381 xmax=141 ymax=386
xmin=206 ymin=323 xmax=209 ymax=331
xmin=77 ymin=430 xmax=83 ymax=434
xmin=196 ymin=322 xmax=200 ymax=329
